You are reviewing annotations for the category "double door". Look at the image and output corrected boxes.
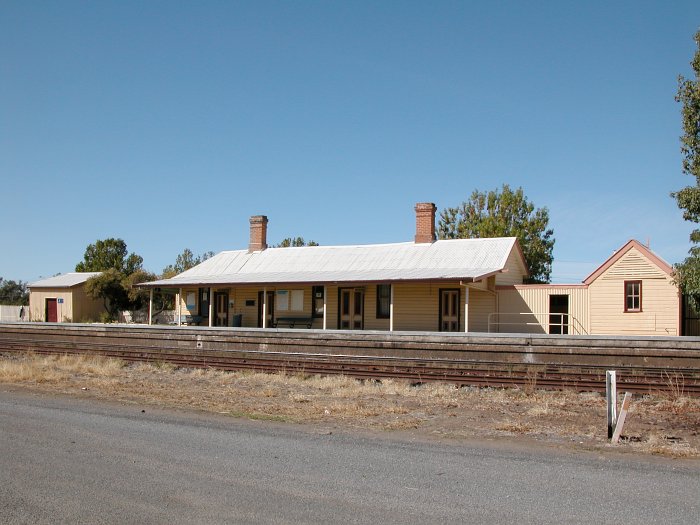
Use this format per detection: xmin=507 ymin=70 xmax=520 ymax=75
xmin=214 ymin=292 xmax=229 ymax=327
xmin=339 ymin=288 xmax=364 ymax=330
xmin=440 ymin=289 xmax=460 ymax=332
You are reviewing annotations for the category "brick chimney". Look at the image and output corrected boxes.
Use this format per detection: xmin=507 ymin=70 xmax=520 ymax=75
xmin=249 ymin=215 xmax=268 ymax=252
xmin=414 ymin=202 xmax=436 ymax=243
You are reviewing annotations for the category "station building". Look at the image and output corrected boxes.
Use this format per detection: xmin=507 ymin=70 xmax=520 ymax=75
xmin=140 ymin=203 xmax=694 ymax=336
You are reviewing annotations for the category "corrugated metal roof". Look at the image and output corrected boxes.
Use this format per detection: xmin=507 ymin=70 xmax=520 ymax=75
xmin=143 ymin=238 xmax=518 ymax=287
xmin=29 ymin=272 xmax=102 ymax=288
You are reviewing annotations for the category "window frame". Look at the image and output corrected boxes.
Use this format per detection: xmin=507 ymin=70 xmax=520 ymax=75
xmin=376 ymin=284 xmax=391 ymax=319
xmin=624 ymin=280 xmax=642 ymax=313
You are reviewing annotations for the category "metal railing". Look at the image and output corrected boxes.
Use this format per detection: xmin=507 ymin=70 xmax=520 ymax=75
xmin=488 ymin=312 xmax=588 ymax=335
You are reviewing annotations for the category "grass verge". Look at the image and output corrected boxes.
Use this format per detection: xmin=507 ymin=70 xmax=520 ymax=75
xmin=1 ymin=353 xmax=698 ymax=458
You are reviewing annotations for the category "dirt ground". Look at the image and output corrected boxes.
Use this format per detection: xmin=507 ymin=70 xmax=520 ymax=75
xmin=1 ymin=353 xmax=698 ymax=458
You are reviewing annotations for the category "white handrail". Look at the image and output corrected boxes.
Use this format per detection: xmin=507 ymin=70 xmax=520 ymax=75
xmin=488 ymin=312 xmax=588 ymax=335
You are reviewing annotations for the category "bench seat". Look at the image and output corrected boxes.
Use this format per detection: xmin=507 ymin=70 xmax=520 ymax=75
xmin=272 ymin=316 xmax=314 ymax=328
xmin=169 ymin=315 xmax=204 ymax=326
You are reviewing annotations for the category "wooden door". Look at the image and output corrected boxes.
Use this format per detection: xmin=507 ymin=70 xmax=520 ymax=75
xmin=339 ymin=288 xmax=364 ymax=330
xmin=46 ymin=298 xmax=58 ymax=323
xmin=198 ymin=288 xmax=210 ymax=321
xmin=440 ymin=290 xmax=459 ymax=332
xmin=215 ymin=292 xmax=229 ymax=327
xmin=257 ymin=291 xmax=275 ymax=328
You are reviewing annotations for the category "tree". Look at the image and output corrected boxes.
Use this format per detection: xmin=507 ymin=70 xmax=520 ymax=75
xmin=77 ymin=238 xmax=144 ymax=321
xmin=437 ymin=184 xmax=555 ymax=283
xmin=123 ymin=269 xmax=158 ymax=311
xmin=162 ymin=248 xmax=214 ymax=279
xmin=75 ymin=238 xmax=143 ymax=275
xmin=0 ymin=278 xmax=29 ymax=305
xmin=84 ymin=269 xmax=158 ymax=321
xmin=84 ymin=269 xmax=129 ymax=320
xmin=673 ymin=30 xmax=700 ymax=306
xmin=274 ymin=237 xmax=319 ymax=248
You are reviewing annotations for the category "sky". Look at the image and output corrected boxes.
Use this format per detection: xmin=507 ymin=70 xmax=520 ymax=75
xmin=2 ymin=1 xmax=700 ymax=284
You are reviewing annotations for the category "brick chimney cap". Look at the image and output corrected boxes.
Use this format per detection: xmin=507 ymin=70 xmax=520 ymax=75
xmin=414 ymin=202 xmax=436 ymax=243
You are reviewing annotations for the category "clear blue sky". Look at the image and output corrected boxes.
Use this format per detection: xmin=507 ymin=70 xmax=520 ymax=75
xmin=2 ymin=1 xmax=699 ymax=284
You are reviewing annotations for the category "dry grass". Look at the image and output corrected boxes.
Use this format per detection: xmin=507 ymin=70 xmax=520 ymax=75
xmin=0 ymin=352 xmax=125 ymax=382
xmin=1 ymin=353 xmax=699 ymax=458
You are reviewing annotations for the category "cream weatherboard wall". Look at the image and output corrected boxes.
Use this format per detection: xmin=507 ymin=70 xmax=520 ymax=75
xmin=494 ymin=245 xmax=529 ymax=286
xmin=468 ymin=288 xmax=497 ymax=333
xmin=587 ymin=247 xmax=679 ymax=336
xmin=495 ymin=285 xmax=590 ymax=334
xmin=392 ymin=282 xmax=439 ymax=331
xmin=361 ymin=284 xmax=390 ymax=331
xmin=172 ymin=281 xmax=498 ymax=332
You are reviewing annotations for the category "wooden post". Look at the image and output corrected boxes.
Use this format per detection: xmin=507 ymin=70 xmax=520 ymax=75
xmin=611 ymin=392 xmax=632 ymax=444
xmin=322 ymin=285 xmax=327 ymax=330
xmin=177 ymin=288 xmax=182 ymax=326
xmin=262 ymin=288 xmax=267 ymax=329
xmin=148 ymin=289 xmax=153 ymax=325
xmin=208 ymin=287 xmax=213 ymax=327
xmin=389 ymin=284 xmax=394 ymax=332
xmin=606 ymin=370 xmax=617 ymax=440
xmin=464 ymin=287 xmax=469 ymax=333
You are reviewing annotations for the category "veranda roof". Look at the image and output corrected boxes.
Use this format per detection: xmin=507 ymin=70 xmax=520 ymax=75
xmin=141 ymin=238 xmax=520 ymax=288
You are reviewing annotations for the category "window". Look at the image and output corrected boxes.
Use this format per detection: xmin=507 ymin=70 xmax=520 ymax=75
xmin=276 ymin=290 xmax=304 ymax=311
xmin=312 ymin=286 xmax=324 ymax=318
xmin=276 ymin=290 xmax=289 ymax=311
xmin=624 ymin=280 xmax=642 ymax=312
xmin=290 ymin=290 xmax=304 ymax=311
xmin=376 ymin=284 xmax=391 ymax=319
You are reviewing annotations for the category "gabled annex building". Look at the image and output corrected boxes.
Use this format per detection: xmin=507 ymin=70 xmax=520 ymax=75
xmin=498 ymin=239 xmax=690 ymax=336
xmin=141 ymin=203 xmax=695 ymax=336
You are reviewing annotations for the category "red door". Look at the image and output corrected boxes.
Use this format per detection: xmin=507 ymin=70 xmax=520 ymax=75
xmin=46 ymin=299 xmax=58 ymax=322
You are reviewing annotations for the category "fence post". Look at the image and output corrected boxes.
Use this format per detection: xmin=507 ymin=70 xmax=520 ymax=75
xmin=611 ymin=392 xmax=632 ymax=444
xmin=606 ymin=370 xmax=617 ymax=440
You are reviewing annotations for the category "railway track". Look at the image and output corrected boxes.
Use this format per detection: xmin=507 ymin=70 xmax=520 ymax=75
xmin=1 ymin=323 xmax=699 ymax=395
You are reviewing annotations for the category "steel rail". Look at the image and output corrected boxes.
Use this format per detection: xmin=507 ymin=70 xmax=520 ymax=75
xmin=1 ymin=333 xmax=698 ymax=395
